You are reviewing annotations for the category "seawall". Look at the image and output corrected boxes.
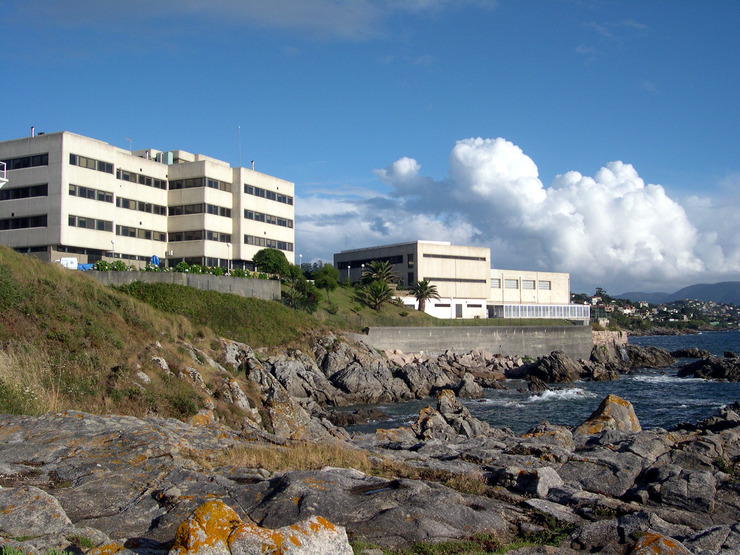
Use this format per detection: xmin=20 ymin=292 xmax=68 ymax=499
xmin=352 ymin=325 xmax=593 ymax=360
xmin=85 ymin=271 xmax=281 ymax=301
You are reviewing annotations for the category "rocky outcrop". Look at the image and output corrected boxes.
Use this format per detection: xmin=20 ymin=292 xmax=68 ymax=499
xmin=3 ymin=397 xmax=740 ymax=554
xmin=677 ymin=354 xmax=740 ymax=381
xmin=574 ymin=394 xmax=642 ymax=435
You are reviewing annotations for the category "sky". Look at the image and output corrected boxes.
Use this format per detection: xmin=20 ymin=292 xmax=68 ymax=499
xmin=2 ymin=0 xmax=740 ymax=295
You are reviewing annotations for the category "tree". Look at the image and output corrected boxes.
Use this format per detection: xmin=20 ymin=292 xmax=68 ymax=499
xmin=410 ymin=279 xmax=441 ymax=313
xmin=282 ymin=264 xmax=320 ymax=313
xmin=361 ymin=260 xmax=398 ymax=285
xmin=253 ymin=248 xmax=290 ymax=277
xmin=357 ymin=280 xmax=393 ymax=311
xmin=314 ymin=264 xmax=340 ymax=302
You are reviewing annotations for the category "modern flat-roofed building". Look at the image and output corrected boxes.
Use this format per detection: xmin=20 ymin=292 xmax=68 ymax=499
xmin=0 ymin=131 xmax=294 ymax=269
xmin=334 ymin=241 xmax=589 ymax=321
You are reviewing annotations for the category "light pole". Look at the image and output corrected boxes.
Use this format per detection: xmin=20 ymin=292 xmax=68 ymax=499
xmin=111 ymin=239 xmax=115 ymax=259
xmin=299 ymin=253 xmax=302 ymax=269
xmin=347 ymin=265 xmax=351 ymax=283
xmin=227 ymin=243 xmax=231 ymax=272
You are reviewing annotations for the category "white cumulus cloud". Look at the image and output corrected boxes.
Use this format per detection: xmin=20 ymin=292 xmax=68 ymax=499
xmin=297 ymin=137 xmax=740 ymax=293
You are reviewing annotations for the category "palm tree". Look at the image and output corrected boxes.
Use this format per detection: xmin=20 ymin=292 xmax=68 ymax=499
xmin=358 ymin=280 xmax=393 ymax=311
xmin=361 ymin=260 xmax=398 ymax=285
xmin=411 ymin=279 xmax=441 ymax=313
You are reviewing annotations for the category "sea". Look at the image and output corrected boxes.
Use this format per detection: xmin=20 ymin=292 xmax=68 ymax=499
xmin=347 ymin=329 xmax=740 ymax=436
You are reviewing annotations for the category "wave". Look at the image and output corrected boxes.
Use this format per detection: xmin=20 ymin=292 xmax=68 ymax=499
xmin=631 ymin=374 xmax=704 ymax=384
xmin=526 ymin=388 xmax=595 ymax=403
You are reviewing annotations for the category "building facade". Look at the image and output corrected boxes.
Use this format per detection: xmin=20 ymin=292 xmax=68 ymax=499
xmin=334 ymin=241 xmax=589 ymax=321
xmin=0 ymin=131 xmax=294 ymax=269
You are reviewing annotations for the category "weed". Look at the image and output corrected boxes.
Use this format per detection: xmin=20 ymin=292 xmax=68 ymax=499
xmin=67 ymin=533 xmax=95 ymax=549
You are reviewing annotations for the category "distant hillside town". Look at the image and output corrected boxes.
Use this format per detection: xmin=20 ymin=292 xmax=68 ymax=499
xmin=575 ymin=288 xmax=740 ymax=332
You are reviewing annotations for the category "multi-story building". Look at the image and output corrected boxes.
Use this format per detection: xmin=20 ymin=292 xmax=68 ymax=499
xmin=334 ymin=240 xmax=589 ymax=321
xmin=0 ymin=131 xmax=294 ymax=269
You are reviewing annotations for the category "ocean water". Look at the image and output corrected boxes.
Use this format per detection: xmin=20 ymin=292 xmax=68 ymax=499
xmin=348 ymin=329 xmax=740 ymax=436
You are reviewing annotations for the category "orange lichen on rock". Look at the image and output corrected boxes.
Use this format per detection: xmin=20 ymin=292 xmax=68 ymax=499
xmin=170 ymin=500 xmax=243 ymax=555
xmin=630 ymin=532 xmax=690 ymax=554
xmin=575 ymin=394 xmax=641 ymax=435
xmin=228 ymin=515 xmax=352 ymax=555
xmin=88 ymin=541 xmax=127 ymax=555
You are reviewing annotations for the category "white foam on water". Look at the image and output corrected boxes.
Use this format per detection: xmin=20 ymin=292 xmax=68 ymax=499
xmin=526 ymin=388 xmax=595 ymax=403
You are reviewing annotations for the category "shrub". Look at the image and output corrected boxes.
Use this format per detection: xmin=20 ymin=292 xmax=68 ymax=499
xmin=174 ymin=261 xmax=190 ymax=273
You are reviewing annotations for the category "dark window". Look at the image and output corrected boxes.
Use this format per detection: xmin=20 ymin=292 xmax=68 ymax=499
xmin=0 ymin=183 xmax=48 ymax=201
xmin=1 ymin=153 xmax=49 ymax=170
xmin=0 ymin=214 xmax=47 ymax=230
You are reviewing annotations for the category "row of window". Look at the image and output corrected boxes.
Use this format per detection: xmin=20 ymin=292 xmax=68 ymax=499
xmin=116 ymin=225 xmax=166 ymax=242
xmin=491 ymin=278 xmax=552 ymax=290
xmin=116 ymin=196 xmax=167 ymax=215
xmin=422 ymin=253 xmax=487 ymax=261
xmin=169 ymin=203 xmax=232 ymax=218
xmin=244 ymin=209 xmax=293 ymax=228
xmin=0 ymin=183 xmax=48 ymax=201
xmin=69 ymin=154 xmax=114 ymax=174
xmin=245 ymin=234 xmax=294 ymax=251
xmin=69 ymin=184 xmax=113 ymax=203
xmin=0 ymin=214 xmax=47 ymax=230
xmin=168 ymin=229 xmax=232 ymax=243
xmin=1 ymin=153 xmax=49 ymax=170
xmin=427 ymin=277 xmax=487 ymax=284
xmin=170 ymin=177 xmax=232 ymax=193
xmin=68 ymin=215 xmax=113 ymax=232
xmin=116 ymin=169 xmax=167 ymax=190
xmin=244 ymin=184 xmax=293 ymax=205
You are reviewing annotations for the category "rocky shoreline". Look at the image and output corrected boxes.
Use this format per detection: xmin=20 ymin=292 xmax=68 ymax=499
xmin=1 ymin=333 xmax=739 ymax=554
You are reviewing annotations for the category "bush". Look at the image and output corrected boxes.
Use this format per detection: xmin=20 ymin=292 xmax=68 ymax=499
xmin=174 ymin=261 xmax=190 ymax=273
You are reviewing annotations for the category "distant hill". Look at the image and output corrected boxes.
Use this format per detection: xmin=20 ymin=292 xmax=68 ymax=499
xmin=617 ymin=281 xmax=740 ymax=306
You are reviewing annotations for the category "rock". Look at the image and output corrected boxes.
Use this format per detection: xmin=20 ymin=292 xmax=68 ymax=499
xmin=170 ymin=500 xmax=243 ymax=555
xmin=671 ymin=347 xmax=712 ymax=359
xmin=625 ymin=345 xmax=675 ymax=369
xmin=0 ymin=485 xmax=73 ymax=537
xmin=677 ymin=355 xmax=740 ymax=381
xmin=436 ymin=389 xmax=491 ymax=438
xmin=456 ymin=372 xmax=484 ymax=398
xmin=170 ymin=500 xmax=352 ymax=555
xmin=411 ymin=406 xmax=458 ymax=441
xmin=574 ymin=394 xmax=641 ymax=435
xmin=229 ymin=516 xmax=353 ymax=555
xmin=629 ymin=532 xmax=690 ymax=554
xmin=522 ymin=351 xmax=583 ymax=383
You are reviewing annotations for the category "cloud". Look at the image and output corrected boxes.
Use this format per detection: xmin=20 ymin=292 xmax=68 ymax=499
xmin=297 ymin=137 xmax=740 ymax=293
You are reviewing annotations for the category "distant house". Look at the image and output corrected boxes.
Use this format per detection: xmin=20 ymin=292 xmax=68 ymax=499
xmin=334 ymin=240 xmax=589 ymax=322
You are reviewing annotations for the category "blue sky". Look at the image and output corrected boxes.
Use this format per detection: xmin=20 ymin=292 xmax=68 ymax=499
xmin=3 ymin=0 xmax=740 ymax=295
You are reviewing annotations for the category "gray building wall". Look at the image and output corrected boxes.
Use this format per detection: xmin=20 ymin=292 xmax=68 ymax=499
xmin=86 ymin=271 xmax=280 ymax=301
xmin=354 ymin=325 xmax=593 ymax=360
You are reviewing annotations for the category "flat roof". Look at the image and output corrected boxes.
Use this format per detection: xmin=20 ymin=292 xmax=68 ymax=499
xmin=338 ymin=240 xmax=452 ymax=254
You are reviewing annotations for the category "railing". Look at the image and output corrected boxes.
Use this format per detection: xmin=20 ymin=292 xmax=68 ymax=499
xmin=0 ymin=161 xmax=7 ymax=189
xmin=491 ymin=303 xmax=591 ymax=320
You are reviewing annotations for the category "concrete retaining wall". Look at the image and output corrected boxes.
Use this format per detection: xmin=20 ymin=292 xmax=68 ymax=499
xmin=354 ymin=325 xmax=594 ymax=360
xmin=86 ymin=271 xmax=281 ymax=301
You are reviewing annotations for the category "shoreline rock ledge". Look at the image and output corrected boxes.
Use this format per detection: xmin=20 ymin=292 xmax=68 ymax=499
xmin=2 ymin=396 xmax=740 ymax=554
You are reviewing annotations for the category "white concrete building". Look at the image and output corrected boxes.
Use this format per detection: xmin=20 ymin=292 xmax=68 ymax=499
xmin=0 ymin=131 xmax=294 ymax=269
xmin=334 ymin=241 xmax=589 ymax=321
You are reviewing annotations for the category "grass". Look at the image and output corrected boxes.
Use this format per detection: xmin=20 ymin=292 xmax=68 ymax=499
xmin=0 ymin=245 xmax=255 ymax=423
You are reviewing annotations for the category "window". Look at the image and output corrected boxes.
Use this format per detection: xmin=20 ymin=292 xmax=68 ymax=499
xmin=69 ymin=184 xmax=113 ymax=203
xmin=0 ymin=184 xmax=48 ymax=201
xmin=2 ymin=153 xmax=48 ymax=170
xmin=244 ymin=184 xmax=293 ymax=205
xmin=169 ymin=230 xmax=205 ymax=242
xmin=69 ymin=154 xmax=113 ymax=174
xmin=244 ymin=234 xmax=293 ymax=251
xmin=504 ymin=279 xmax=519 ymax=289
xmin=422 ymin=253 xmax=486 ymax=261
xmin=491 ymin=278 xmax=501 ymax=289
xmin=0 ymin=214 xmax=47 ymax=230
xmin=427 ymin=277 xmax=487 ymax=284
xmin=407 ymin=253 xmax=414 ymax=268
xmin=538 ymin=280 xmax=552 ymax=290
xmin=116 ymin=169 xmax=167 ymax=189
xmin=435 ymin=303 xmax=451 ymax=308
xmin=522 ymin=280 xmax=535 ymax=290
xmin=116 ymin=225 xmax=166 ymax=241
xmin=116 ymin=197 xmax=166 ymax=215
xmin=244 ymin=209 xmax=293 ymax=228
xmin=68 ymin=215 xmax=113 ymax=232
